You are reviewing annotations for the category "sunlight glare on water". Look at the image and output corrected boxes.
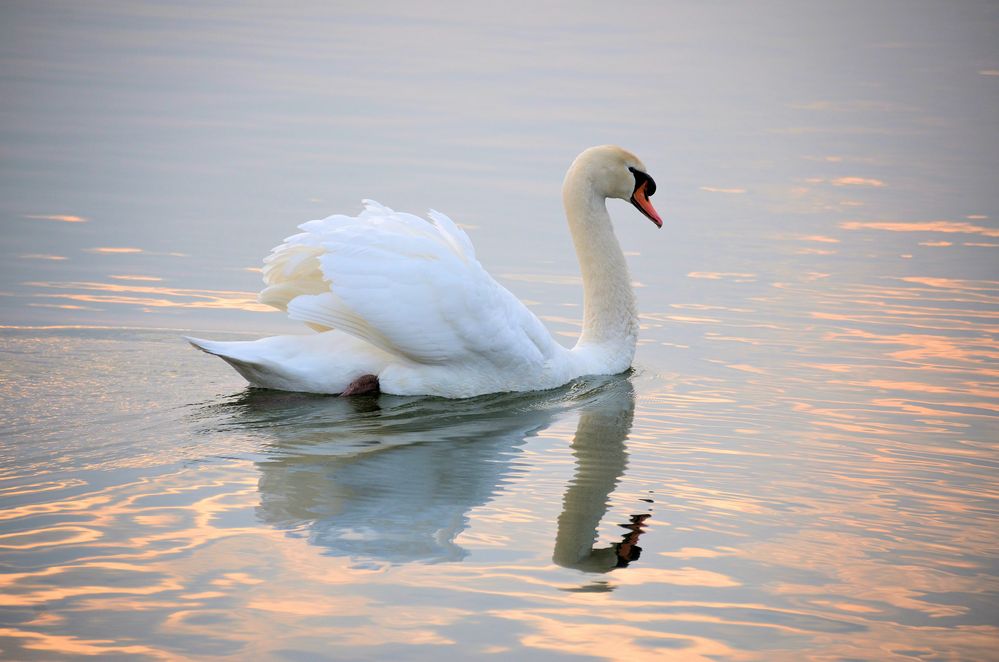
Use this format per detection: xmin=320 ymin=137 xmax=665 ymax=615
xmin=1 ymin=1 xmax=997 ymax=660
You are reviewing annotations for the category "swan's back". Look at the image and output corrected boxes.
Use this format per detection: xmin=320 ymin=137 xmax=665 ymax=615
xmin=257 ymin=201 xmax=560 ymax=389
xmin=260 ymin=200 xmax=472 ymax=318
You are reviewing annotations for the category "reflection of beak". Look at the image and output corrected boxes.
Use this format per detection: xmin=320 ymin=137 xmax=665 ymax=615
xmin=614 ymin=513 xmax=650 ymax=567
xmin=630 ymin=181 xmax=662 ymax=228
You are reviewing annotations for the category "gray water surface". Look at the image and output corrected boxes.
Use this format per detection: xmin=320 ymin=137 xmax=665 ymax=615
xmin=1 ymin=2 xmax=997 ymax=660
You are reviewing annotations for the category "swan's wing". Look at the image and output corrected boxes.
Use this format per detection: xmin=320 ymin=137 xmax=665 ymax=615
xmin=260 ymin=200 xmax=556 ymax=367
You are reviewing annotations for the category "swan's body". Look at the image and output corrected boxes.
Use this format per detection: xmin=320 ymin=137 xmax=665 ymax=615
xmin=188 ymin=145 xmax=662 ymax=398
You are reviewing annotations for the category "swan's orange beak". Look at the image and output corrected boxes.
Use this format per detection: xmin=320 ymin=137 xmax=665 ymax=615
xmin=630 ymin=180 xmax=662 ymax=228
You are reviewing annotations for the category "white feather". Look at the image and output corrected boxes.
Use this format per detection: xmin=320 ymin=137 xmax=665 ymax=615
xmin=261 ymin=201 xmax=554 ymax=371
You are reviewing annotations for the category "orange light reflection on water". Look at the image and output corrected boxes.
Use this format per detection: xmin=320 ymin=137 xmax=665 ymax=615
xmin=840 ymin=220 xmax=999 ymax=237
xmin=22 ymin=281 xmax=272 ymax=312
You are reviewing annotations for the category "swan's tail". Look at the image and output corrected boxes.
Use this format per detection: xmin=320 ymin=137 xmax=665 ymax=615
xmin=184 ymin=333 xmax=385 ymax=394
xmin=184 ymin=336 xmax=263 ymax=366
xmin=184 ymin=336 xmax=233 ymax=357
xmin=184 ymin=336 xmax=278 ymax=386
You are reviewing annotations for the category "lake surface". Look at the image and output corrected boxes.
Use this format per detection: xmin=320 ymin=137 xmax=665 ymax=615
xmin=1 ymin=2 xmax=997 ymax=660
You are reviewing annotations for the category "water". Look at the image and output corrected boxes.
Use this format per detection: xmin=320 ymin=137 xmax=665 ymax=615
xmin=2 ymin=1 xmax=998 ymax=659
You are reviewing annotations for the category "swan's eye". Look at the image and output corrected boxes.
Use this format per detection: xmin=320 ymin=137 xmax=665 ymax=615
xmin=628 ymin=166 xmax=657 ymax=197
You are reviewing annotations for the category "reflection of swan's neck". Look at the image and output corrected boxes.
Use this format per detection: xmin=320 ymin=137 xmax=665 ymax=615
xmin=563 ymin=167 xmax=638 ymax=357
xmin=553 ymin=388 xmax=636 ymax=573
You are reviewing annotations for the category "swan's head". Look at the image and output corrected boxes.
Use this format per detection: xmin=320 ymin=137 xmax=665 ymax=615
xmin=567 ymin=145 xmax=663 ymax=228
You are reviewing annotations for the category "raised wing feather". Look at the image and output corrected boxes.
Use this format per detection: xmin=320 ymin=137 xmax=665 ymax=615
xmin=261 ymin=201 xmax=555 ymax=368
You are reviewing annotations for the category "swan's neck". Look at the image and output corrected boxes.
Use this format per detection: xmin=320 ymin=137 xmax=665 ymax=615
xmin=563 ymin=174 xmax=638 ymax=356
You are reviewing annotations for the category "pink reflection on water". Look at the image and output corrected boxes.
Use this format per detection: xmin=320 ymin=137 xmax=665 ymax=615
xmin=840 ymin=220 xmax=999 ymax=237
xmin=23 ymin=281 xmax=272 ymax=312
xmin=22 ymin=214 xmax=87 ymax=223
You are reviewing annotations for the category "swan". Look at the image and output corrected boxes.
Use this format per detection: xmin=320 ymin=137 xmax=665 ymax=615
xmin=186 ymin=145 xmax=662 ymax=398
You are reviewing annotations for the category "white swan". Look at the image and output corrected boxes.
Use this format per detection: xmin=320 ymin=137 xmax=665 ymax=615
xmin=187 ymin=145 xmax=662 ymax=398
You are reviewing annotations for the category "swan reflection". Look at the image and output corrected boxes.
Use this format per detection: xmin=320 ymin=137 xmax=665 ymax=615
xmin=553 ymin=379 xmax=649 ymax=573
xmin=220 ymin=376 xmax=644 ymax=569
